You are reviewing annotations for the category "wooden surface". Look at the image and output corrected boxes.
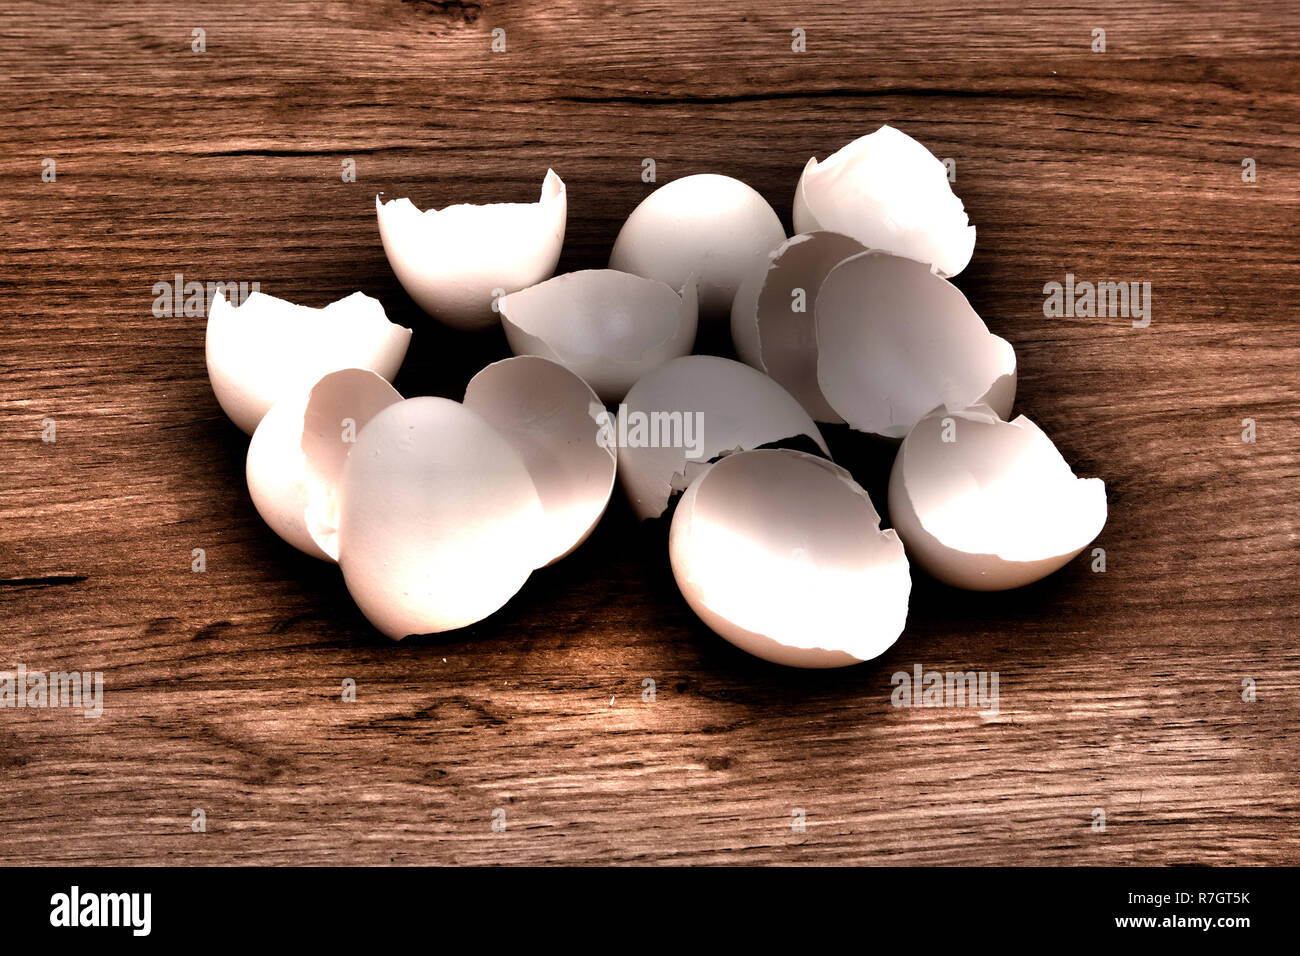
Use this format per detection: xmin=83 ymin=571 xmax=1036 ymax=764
xmin=2 ymin=0 xmax=1298 ymax=866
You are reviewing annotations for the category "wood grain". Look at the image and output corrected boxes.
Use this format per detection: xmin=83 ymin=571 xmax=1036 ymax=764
xmin=1 ymin=0 xmax=1297 ymax=865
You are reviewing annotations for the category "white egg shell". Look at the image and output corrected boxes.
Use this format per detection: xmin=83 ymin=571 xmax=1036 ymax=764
xmin=888 ymin=404 xmax=1107 ymax=590
xmin=246 ymin=368 xmax=403 ymax=562
xmin=816 ymin=251 xmax=1016 ymax=440
xmin=337 ymin=397 xmax=546 ymax=639
xmin=206 ymin=290 xmax=411 ymax=434
xmin=608 ymin=173 xmax=786 ymax=324
xmin=498 ymin=269 xmax=697 ymax=402
xmin=375 ymin=169 xmax=567 ymax=332
xmin=617 ymin=355 xmax=829 ymax=521
xmin=463 ymin=355 xmax=617 ymax=565
xmin=670 ymin=449 xmax=910 ymax=668
xmin=730 ymin=231 xmax=867 ymax=422
xmin=793 ymin=125 xmax=976 ymax=278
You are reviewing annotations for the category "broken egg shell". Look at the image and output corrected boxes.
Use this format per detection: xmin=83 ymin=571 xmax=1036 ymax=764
xmin=206 ymin=290 xmax=411 ymax=435
xmin=608 ymin=173 xmax=786 ymax=325
xmin=670 ymin=448 xmax=910 ymax=668
xmin=793 ymin=125 xmax=976 ymax=278
xmin=498 ymin=269 xmax=697 ymax=402
xmin=616 ymin=354 xmax=830 ymax=521
xmin=730 ymin=231 xmax=867 ymax=422
xmin=375 ymin=169 xmax=566 ymax=332
xmin=246 ymin=368 xmax=403 ymax=562
xmin=463 ymin=355 xmax=617 ymax=566
xmin=816 ymin=251 xmax=1016 ymax=440
xmin=246 ymin=394 xmax=329 ymax=561
xmin=888 ymin=404 xmax=1107 ymax=590
xmin=337 ymin=397 xmax=546 ymax=639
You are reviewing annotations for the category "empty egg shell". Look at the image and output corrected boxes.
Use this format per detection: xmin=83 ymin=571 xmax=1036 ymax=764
xmin=246 ymin=368 xmax=403 ymax=562
xmin=816 ymin=251 xmax=1016 ymax=440
xmin=617 ymin=355 xmax=829 ymax=521
xmin=670 ymin=448 xmax=910 ymax=668
xmin=608 ymin=173 xmax=786 ymax=325
xmin=337 ymin=397 xmax=546 ymax=639
xmin=888 ymin=404 xmax=1107 ymax=590
xmin=793 ymin=125 xmax=976 ymax=278
xmin=206 ymin=290 xmax=411 ymax=434
xmin=463 ymin=355 xmax=617 ymax=565
xmin=498 ymin=269 xmax=697 ymax=402
xmin=375 ymin=169 xmax=567 ymax=332
xmin=730 ymin=231 xmax=867 ymax=422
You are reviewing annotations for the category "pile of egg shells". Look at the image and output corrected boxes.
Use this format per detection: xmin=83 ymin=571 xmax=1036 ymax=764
xmin=207 ymin=125 xmax=1107 ymax=669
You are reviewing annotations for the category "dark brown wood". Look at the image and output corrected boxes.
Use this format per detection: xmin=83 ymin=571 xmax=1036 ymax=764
xmin=1 ymin=0 xmax=1297 ymax=865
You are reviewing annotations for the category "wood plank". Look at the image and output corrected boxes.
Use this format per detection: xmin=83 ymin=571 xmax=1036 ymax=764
xmin=1 ymin=0 xmax=1297 ymax=864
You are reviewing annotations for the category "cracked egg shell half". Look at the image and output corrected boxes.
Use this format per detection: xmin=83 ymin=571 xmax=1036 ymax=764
xmin=498 ymin=269 xmax=697 ymax=402
xmin=247 ymin=368 xmax=403 ymax=561
xmin=794 ymin=125 xmax=975 ymax=278
xmin=337 ymin=396 xmax=547 ymax=639
xmin=670 ymin=448 xmax=910 ymax=668
xmin=609 ymin=173 xmax=786 ymax=325
xmin=376 ymin=169 xmax=566 ymax=332
xmin=206 ymin=290 xmax=411 ymax=434
xmin=730 ymin=230 xmax=867 ymax=422
xmin=816 ymin=251 xmax=1016 ymax=440
xmin=617 ymin=355 xmax=829 ymax=521
xmin=463 ymin=355 xmax=617 ymax=566
xmin=888 ymin=404 xmax=1107 ymax=590
xmin=333 ymin=356 xmax=614 ymax=639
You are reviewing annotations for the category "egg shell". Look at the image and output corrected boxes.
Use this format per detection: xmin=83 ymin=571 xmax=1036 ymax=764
xmin=498 ymin=269 xmax=697 ymax=402
xmin=794 ymin=125 xmax=976 ymax=278
xmin=616 ymin=355 xmax=829 ymax=520
xmin=730 ymin=231 xmax=867 ymax=422
xmin=888 ymin=404 xmax=1107 ymax=590
xmin=376 ymin=169 xmax=566 ymax=332
xmin=246 ymin=368 xmax=403 ymax=561
xmin=816 ymin=251 xmax=1016 ymax=440
xmin=337 ymin=397 xmax=546 ymax=639
xmin=609 ymin=173 xmax=786 ymax=325
xmin=670 ymin=448 xmax=910 ymax=668
xmin=206 ymin=290 xmax=410 ymax=434
xmin=463 ymin=355 xmax=617 ymax=565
